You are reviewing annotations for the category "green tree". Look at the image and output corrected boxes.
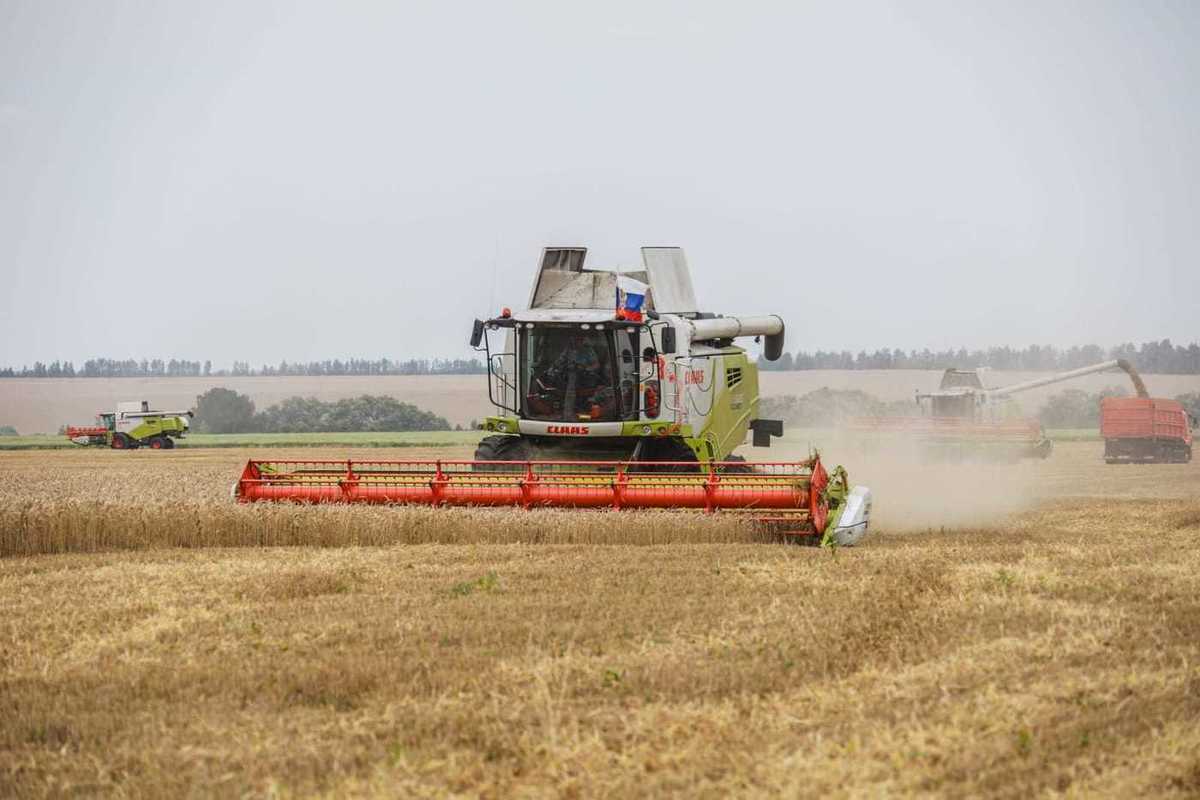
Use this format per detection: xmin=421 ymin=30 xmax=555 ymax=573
xmin=1037 ymin=386 xmax=1127 ymax=428
xmin=321 ymin=395 xmax=449 ymax=432
xmin=1037 ymin=389 xmax=1094 ymax=428
xmin=256 ymin=396 xmax=327 ymax=433
xmin=252 ymin=395 xmax=450 ymax=433
xmin=1176 ymin=392 xmax=1200 ymax=425
xmin=192 ymin=388 xmax=258 ymax=433
xmin=0 ymin=425 xmax=17 ymax=436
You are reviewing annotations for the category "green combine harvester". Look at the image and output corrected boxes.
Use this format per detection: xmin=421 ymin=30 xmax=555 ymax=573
xmin=65 ymin=401 xmax=193 ymax=449
xmin=233 ymin=246 xmax=873 ymax=546
xmin=470 ymin=246 xmax=790 ymax=465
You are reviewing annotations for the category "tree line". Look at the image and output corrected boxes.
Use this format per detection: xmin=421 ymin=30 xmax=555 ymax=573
xmin=5 ymin=340 xmax=1200 ymax=377
xmin=191 ymin=388 xmax=454 ymax=434
xmin=758 ymin=340 xmax=1200 ymax=374
xmin=0 ymin=357 xmax=487 ymax=378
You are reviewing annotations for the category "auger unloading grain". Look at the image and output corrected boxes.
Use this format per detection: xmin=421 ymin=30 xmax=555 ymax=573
xmin=235 ymin=247 xmax=872 ymax=544
xmin=852 ymin=360 xmax=1150 ymax=460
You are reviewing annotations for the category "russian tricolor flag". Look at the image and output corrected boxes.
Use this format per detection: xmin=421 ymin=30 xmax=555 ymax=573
xmin=616 ymin=276 xmax=649 ymax=321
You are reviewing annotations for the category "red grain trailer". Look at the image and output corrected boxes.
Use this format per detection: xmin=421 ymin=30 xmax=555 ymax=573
xmin=1100 ymin=397 xmax=1193 ymax=463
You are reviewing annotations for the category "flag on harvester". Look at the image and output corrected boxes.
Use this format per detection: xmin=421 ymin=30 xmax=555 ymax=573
xmin=616 ymin=275 xmax=649 ymax=321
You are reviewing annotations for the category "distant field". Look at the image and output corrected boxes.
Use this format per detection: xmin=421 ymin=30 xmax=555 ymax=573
xmin=0 ymin=430 xmax=485 ymax=450
xmin=0 ymin=375 xmax=490 ymax=434
xmin=3 ymin=370 xmax=1198 ymax=435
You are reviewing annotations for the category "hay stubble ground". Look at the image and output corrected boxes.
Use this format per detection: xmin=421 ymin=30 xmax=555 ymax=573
xmin=1 ymin=443 xmax=1198 ymax=797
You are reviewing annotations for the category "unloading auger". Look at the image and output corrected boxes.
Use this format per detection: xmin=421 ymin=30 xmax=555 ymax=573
xmin=234 ymin=246 xmax=873 ymax=545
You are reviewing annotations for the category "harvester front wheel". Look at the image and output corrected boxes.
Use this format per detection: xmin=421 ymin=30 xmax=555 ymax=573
xmin=111 ymin=434 xmax=131 ymax=450
xmin=474 ymin=435 xmax=532 ymax=470
xmin=721 ymin=454 xmax=753 ymax=474
xmin=636 ymin=438 xmax=700 ymax=472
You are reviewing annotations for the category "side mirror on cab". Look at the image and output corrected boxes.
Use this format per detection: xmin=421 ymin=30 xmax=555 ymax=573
xmin=469 ymin=319 xmax=485 ymax=348
xmin=660 ymin=327 xmax=676 ymax=355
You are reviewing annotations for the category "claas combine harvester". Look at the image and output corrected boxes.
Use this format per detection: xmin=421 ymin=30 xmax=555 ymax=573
xmin=66 ymin=401 xmax=193 ymax=449
xmin=235 ymin=247 xmax=872 ymax=545
xmin=850 ymin=359 xmax=1149 ymax=460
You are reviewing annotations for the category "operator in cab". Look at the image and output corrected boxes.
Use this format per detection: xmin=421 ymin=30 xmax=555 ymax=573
xmin=533 ymin=333 xmax=615 ymax=420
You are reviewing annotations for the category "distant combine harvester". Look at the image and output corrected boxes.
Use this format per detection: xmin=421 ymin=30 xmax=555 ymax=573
xmin=66 ymin=401 xmax=193 ymax=450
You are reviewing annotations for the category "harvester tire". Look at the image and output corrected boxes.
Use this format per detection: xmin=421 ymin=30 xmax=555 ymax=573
xmin=163 ymin=437 xmax=176 ymax=449
xmin=636 ymin=438 xmax=700 ymax=472
xmin=474 ymin=435 xmax=532 ymax=470
xmin=111 ymin=434 xmax=131 ymax=450
xmin=148 ymin=437 xmax=166 ymax=450
xmin=720 ymin=454 xmax=753 ymax=474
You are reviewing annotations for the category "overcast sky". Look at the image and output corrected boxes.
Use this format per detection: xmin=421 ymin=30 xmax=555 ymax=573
xmin=1 ymin=0 xmax=1197 ymax=367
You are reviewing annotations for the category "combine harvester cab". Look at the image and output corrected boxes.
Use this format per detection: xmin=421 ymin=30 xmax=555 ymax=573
xmin=235 ymin=246 xmax=872 ymax=545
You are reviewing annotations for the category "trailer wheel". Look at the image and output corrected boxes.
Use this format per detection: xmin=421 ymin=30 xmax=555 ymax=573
xmin=163 ymin=437 xmax=176 ymax=449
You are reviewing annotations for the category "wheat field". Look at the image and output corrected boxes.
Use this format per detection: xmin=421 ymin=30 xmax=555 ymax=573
xmin=1 ymin=443 xmax=1198 ymax=797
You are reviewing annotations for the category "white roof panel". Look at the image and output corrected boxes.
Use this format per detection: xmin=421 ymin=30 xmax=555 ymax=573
xmin=641 ymin=247 xmax=698 ymax=315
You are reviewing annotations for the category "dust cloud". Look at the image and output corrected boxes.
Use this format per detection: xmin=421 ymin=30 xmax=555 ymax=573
xmin=773 ymin=429 xmax=1040 ymax=532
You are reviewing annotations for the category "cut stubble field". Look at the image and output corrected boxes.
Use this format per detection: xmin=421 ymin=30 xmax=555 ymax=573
xmin=1 ymin=443 xmax=1198 ymax=797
